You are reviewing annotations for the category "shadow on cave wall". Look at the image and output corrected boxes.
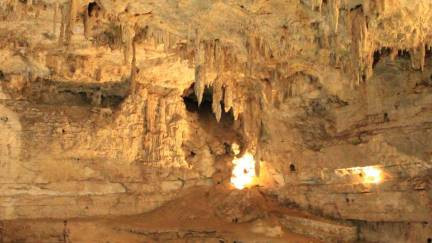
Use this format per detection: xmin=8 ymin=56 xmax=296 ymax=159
xmin=21 ymin=78 xmax=130 ymax=108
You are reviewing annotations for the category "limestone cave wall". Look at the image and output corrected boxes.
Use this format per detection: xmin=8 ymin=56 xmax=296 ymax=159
xmin=0 ymin=0 xmax=431 ymax=242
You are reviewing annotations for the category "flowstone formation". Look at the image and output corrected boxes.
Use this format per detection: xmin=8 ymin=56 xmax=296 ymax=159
xmin=0 ymin=0 xmax=431 ymax=242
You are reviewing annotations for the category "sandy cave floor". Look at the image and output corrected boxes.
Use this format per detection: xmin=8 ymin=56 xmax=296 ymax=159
xmin=2 ymin=186 xmax=323 ymax=243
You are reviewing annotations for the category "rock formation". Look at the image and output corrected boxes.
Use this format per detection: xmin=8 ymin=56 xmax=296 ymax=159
xmin=0 ymin=0 xmax=431 ymax=242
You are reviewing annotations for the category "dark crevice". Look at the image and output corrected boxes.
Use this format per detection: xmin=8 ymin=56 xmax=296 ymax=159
xmin=373 ymin=48 xmax=392 ymax=68
xmin=22 ymin=78 xmax=129 ymax=107
xmin=350 ymin=4 xmax=363 ymax=11
xmin=87 ymin=2 xmax=101 ymax=17
xmin=182 ymin=84 xmax=234 ymax=124
xmin=397 ymin=50 xmax=411 ymax=59
xmin=425 ymin=46 xmax=432 ymax=59
xmin=290 ymin=164 xmax=296 ymax=172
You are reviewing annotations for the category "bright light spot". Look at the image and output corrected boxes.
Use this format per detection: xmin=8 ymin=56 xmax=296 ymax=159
xmin=359 ymin=166 xmax=383 ymax=184
xmin=336 ymin=166 xmax=383 ymax=184
xmin=231 ymin=152 xmax=256 ymax=190
xmin=231 ymin=143 xmax=240 ymax=155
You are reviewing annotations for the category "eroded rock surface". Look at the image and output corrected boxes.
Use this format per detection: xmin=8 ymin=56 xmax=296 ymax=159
xmin=0 ymin=0 xmax=431 ymax=242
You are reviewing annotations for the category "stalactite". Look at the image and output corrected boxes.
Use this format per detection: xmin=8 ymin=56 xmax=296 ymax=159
xmin=155 ymin=29 xmax=163 ymax=46
xmin=419 ymin=44 xmax=425 ymax=71
xmin=169 ymin=33 xmax=177 ymax=49
xmin=122 ymin=24 xmax=135 ymax=65
xmin=53 ymin=2 xmax=58 ymax=37
xmin=313 ymin=0 xmax=323 ymax=12
xmin=233 ymin=106 xmax=239 ymax=121
xmin=263 ymin=41 xmax=271 ymax=60
xmin=163 ymin=30 xmax=170 ymax=52
xmin=351 ymin=8 xmax=371 ymax=85
xmin=146 ymin=96 xmax=157 ymax=133
xmin=212 ymin=78 xmax=223 ymax=122
xmin=130 ymin=37 xmax=137 ymax=94
xmin=10 ymin=0 xmax=18 ymax=16
xmin=329 ymin=0 xmax=340 ymax=34
xmin=58 ymin=4 xmax=67 ymax=45
xmin=390 ymin=48 xmax=398 ymax=61
xmin=376 ymin=0 xmax=386 ymax=14
xmin=159 ymin=99 xmax=167 ymax=134
xmin=214 ymin=40 xmax=224 ymax=74
xmin=224 ymin=83 xmax=233 ymax=113
xmin=35 ymin=1 xmax=41 ymax=19
xmin=279 ymin=36 xmax=286 ymax=58
xmin=83 ymin=12 xmax=90 ymax=39
xmin=194 ymin=65 xmax=205 ymax=105
xmin=194 ymin=29 xmax=207 ymax=105
xmin=186 ymin=25 xmax=192 ymax=54
xmin=65 ymin=0 xmax=78 ymax=45
xmin=232 ymin=89 xmax=243 ymax=121
xmin=205 ymin=41 xmax=214 ymax=69
xmin=410 ymin=43 xmax=426 ymax=71
xmin=148 ymin=27 xmax=154 ymax=45
xmin=365 ymin=48 xmax=374 ymax=79
xmin=362 ymin=0 xmax=372 ymax=16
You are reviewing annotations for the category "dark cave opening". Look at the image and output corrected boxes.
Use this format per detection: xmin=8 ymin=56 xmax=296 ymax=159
xmin=87 ymin=2 xmax=101 ymax=17
xmin=290 ymin=164 xmax=296 ymax=172
xmin=373 ymin=48 xmax=392 ymax=68
xmin=182 ymin=84 xmax=234 ymax=126
xmin=182 ymin=83 xmax=240 ymax=159
xmin=397 ymin=50 xmax=411 ymax=59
